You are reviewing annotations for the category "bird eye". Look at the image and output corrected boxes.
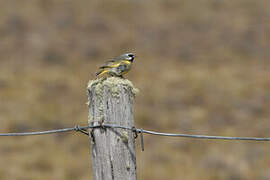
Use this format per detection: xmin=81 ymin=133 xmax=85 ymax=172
xmin=128 ymin=54 xmax=134 ymax=57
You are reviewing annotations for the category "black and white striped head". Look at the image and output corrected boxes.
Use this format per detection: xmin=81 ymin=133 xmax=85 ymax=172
xmin=119 ymin=53 xmax=136 ymax=62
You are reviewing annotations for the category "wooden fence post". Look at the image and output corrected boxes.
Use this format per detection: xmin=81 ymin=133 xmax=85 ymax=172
xmin=87 ymin=77 xmax=138 ymax=180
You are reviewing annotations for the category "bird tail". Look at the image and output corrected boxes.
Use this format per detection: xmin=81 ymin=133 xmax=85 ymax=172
xmin=96 ymin=70 xmax=108 ymax=76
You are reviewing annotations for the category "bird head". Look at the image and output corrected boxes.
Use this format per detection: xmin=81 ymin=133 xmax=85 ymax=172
xmin=123 ymin=53 xmax=136 ymax=62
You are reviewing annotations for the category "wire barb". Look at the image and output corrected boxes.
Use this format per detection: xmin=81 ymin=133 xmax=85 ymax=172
xmin=132 ymin=126 xmax=138 ymax=139
xmin=74 ymin=125 xmax=89 ymax=136
xmin=140 ymin=128 xmax=144 ymax=151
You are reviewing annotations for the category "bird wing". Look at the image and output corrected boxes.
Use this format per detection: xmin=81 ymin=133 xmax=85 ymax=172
xmin=100 ymin=60 xmax=131 ymax=69
xmin=99 ymin=60 xmax=121 ymax=69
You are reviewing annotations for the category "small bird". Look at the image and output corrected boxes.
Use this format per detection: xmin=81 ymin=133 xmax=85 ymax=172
xmin=96 ymin=53 xmax=136 ymax=77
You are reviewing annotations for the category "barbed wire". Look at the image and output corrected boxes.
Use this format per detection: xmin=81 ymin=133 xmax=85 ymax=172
xmin=0 ymin=124 xmax=270 ymax=141
xmin=0 ymin=125 xmax=93 ymax=136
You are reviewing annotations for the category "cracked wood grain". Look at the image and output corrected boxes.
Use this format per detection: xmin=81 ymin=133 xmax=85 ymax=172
xmin=88 ymin=78 xmax=137 ymax=180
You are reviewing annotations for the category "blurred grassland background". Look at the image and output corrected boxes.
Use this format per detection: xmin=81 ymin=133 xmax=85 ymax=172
xmin=0 ymin=0 xmax=270 ymax=179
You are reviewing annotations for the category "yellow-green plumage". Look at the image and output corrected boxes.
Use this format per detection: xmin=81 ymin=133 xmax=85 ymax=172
xmin=96 ymin=53 xmax=135 ymax=77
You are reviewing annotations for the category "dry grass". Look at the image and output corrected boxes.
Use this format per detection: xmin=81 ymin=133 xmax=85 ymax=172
xmin=0 ymin=0 xmax=270 ymax=179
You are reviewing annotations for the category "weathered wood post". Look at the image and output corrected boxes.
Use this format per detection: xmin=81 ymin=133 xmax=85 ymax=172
xmin=87 ymin=77 xmax=138 ymax=180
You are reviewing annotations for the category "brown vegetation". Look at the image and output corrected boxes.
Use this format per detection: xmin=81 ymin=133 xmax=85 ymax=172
xmin=0 ymin=0 xmax=270 ymax=179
